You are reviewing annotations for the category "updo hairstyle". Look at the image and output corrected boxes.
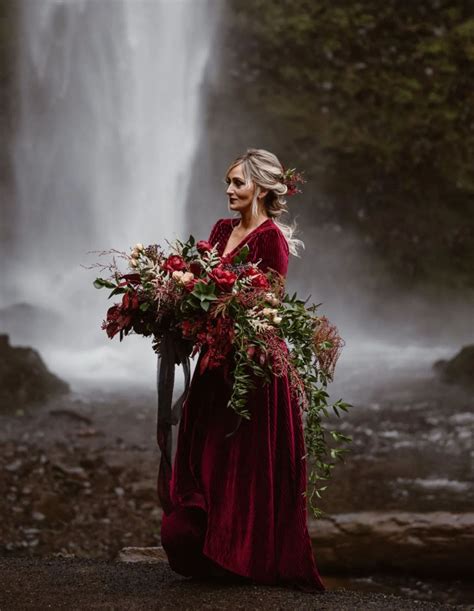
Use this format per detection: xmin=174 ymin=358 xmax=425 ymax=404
xmin=225 ymin=148 xmax=304 ymax=256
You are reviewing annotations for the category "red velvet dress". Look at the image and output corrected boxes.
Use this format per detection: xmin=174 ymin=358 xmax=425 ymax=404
xmin=160 ymin=217 xmax=325 ymax=591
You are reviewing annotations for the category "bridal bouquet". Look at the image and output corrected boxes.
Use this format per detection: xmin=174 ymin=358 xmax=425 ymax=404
xmin=93 ymin=236 xmax=351 ymax=515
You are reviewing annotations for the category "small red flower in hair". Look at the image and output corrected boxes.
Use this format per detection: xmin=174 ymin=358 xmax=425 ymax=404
xmin=281 ymin=166 xmax=306 ymax=196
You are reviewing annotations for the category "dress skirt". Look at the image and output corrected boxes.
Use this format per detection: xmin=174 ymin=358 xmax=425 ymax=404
xmin=160 ymin=354 xmax=326 ymax=590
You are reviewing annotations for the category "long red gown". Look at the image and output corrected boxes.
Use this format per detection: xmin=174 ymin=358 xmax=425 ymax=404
xmin=160 ymin=217 xmax=326 ymax=591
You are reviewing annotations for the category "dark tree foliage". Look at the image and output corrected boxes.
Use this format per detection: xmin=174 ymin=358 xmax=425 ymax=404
xmin=0 ymin=0 xmax=17 ymax=245
xmin=226 ymin=0 xmax=474 ymax=287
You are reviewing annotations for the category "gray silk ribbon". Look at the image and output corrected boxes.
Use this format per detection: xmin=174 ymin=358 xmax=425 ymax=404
xmin=156 ymin=332 xmax=191 ymax=515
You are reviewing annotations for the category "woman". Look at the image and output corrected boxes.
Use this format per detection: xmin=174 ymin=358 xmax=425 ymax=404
xmin=160 ymin=148 xmax=326 ymax=592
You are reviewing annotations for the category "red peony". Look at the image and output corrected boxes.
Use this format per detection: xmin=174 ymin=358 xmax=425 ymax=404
xmin=209 ymin=266 xmax=237 ymax=291
xmin=163 ymin=255 xmax=187 ymax=274
xmin=240 ymin=267 xmax=269 ymax=289
xmin=196 ymin=240 xmax=212 ymax=253
xmin=250 ymin=273 xmax=269 ymax=289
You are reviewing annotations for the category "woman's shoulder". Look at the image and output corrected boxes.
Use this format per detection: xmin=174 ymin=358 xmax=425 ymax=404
xmin=260 ymin=220 xmax=289 ymax=252
xmin=210 ymin=217 xmax=234 ymax=232
xmin=208 ymin=218 xmax=234 ymax=243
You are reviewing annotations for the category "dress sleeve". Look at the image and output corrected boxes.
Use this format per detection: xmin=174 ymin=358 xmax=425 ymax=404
xmin=254 ymin=228 xmax=289 ymax=276
xmin=208 ymin=218 xmax=224 ymax=246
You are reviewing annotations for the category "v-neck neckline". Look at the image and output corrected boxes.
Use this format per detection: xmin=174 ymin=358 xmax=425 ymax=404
xmin=221 ymin=218 xmax=273 ymax=259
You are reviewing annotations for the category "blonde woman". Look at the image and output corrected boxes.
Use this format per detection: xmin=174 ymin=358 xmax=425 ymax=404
xmin=161 ymin=149 xmax=325 ymax=592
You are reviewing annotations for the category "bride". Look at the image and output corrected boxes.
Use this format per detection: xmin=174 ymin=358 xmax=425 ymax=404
xmin=160 ymin=148 xmax=326 ymax=591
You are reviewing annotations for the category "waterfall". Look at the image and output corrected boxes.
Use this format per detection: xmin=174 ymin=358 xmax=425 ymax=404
xmin=6 ymin=0 xmax=219 ymax=387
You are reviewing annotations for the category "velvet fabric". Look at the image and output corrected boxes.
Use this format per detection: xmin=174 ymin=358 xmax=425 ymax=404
xmin=160 ymin=218 xmax=325 ymax=591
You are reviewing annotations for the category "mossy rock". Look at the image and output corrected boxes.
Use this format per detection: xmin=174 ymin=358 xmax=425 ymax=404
xmin=0 ymin=334 xmax=69 ymax=408
xmin=433 ymin=345 xmax=474 ymax=388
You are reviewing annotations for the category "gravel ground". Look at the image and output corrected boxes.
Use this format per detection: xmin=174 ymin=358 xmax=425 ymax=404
xmin=0 ymin=557 xmax=463 ymax=610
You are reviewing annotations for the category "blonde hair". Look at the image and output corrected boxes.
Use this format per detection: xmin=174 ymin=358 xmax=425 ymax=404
xmin=225 ymin=148 xmax=304 ymax=256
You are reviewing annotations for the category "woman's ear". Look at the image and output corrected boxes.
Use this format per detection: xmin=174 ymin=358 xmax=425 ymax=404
xmin=257 ymin=187 xmax=269 ymax=199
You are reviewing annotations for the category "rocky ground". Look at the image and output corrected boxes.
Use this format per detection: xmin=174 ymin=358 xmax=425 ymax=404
xmin=0 ymin=387 xmax=162 ymax=560
xmin=0 ymin=557 xmax=466 ymax=610
xmin=0 ymin=370 xmax=473 ymax=607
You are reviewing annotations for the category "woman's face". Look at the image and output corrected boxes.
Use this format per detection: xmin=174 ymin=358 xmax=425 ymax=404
xmin=225 ymin=163 xmax=255 ymax=213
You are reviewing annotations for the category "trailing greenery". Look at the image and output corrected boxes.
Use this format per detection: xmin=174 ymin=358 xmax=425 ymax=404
xmin=225 ymin=0 xmax=474 ymax=287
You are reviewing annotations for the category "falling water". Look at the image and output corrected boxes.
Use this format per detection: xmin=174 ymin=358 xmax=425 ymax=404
xmin=5 ymin=0 xmax=219 ymax=387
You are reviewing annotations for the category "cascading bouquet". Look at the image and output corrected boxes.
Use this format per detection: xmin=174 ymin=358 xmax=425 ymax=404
xmin=92 ymin=236 xmax=351 ymax=516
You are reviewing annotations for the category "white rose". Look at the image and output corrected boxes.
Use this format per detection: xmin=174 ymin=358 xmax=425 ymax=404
xmin=273 ymin=315 xmax=282 ymax=325
xmin=131 ymin=249 xmax=140 ymax=259
xmin=181 ymin=272 xmax=194 ymax=284
xmin=172 ymin=270 xmax=184 ymax=281
xmin=264 ymin=292 xmax=278 ymax=305
xmin=134 ymin=243 xmax=144 ymax=252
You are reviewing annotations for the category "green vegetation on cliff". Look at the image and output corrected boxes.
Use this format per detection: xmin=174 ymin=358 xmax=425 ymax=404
xmin=0 ymin=0 xmax=17 ymax=246
xmin=227 ymin=0 xmax=474 ymax=287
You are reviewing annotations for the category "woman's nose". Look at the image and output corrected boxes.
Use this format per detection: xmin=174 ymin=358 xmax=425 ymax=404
xmin=226 ymin=183 xmax=234 ymax=195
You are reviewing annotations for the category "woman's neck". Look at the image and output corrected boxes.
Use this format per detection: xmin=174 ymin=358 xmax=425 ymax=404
xmin=237 ymin=208 xmax=269 ymax=230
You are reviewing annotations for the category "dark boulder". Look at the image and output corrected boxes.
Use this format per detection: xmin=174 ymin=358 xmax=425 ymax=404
xmin=433 ymin=345 xmax=474 ymax=389
xmin=0 ymin=334 xmax=69 ymax=408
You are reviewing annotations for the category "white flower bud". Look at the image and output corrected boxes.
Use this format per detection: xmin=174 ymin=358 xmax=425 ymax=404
xmin=273 ymin=315 xmax=282 ymax=325
xmin=172 ymin=270 xmax=184 ymax=281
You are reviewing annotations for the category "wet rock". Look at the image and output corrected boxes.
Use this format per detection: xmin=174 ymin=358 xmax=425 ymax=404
xmin=52 ymin=462 xmax=88 ymax=481
xmin=48 ymin=409 xmax=92 ymax=424
xmin=129 ymin=480 xmax=156 ymax=502
xmin=0 ymin=334 xmax=69 ymax=407
xmin=5 ymin=459 xmax=23 ymax=472
xmin=433 ymin=345 xmax=474 ymax=388
xmin=117 ymin=545 xmax=168 ymax=563
xmin=33 ymin=493 xmax=72 ymax=524
xmin=310 ymin=511 xmax=473 ymax=577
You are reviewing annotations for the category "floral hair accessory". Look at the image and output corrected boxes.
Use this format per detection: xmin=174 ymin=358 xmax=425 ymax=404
xmin=281 ymin=166 xmax=306 ymax=196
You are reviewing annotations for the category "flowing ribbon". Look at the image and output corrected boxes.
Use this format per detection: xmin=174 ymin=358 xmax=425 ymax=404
xmin=156 ymin=332 xmax=191 ymax=515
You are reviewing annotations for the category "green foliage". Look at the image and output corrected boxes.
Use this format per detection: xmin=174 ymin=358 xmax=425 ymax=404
xmin=226 ymin=0 xmax=474 ymax=286
xmin=228 ymin=287 xmax=352 ymax=517
xmin=94 ymin=238 xmax=352 ymax=517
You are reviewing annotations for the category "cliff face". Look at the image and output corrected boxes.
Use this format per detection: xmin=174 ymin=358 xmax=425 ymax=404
xmin=194 ymin=0 xmax=474 ymax=290
xmin=0 ymin=0 xmax=17 ymax=249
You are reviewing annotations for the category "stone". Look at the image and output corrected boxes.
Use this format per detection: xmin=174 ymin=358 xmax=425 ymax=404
xmin=433 ymin=345 xmax=474 ymax=388
xmin=117 ymin=546 xmax=168 ymax=563
xmin=34 ymin=493 xmax=72 ymax=524
xmin=129 ymin=480 xmax=156 ymax=502
xmin=0 ymin=334 xmax=69 ymax=407
xmin=309 ymin=511 xmax=473 ymax=577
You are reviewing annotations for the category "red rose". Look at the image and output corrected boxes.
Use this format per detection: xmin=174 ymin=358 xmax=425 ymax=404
xmin=163 ymin=255 xmax=187 ymax=274
xmin=250 ymin=273 xmax=269 ymax=289
xmin=240 ymin=267 xmax=269 ymax=289
xmin=209 ymin=265 xmax=237 ymax=291
xmin=196 ymin=240 xmax=212 ymax=253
